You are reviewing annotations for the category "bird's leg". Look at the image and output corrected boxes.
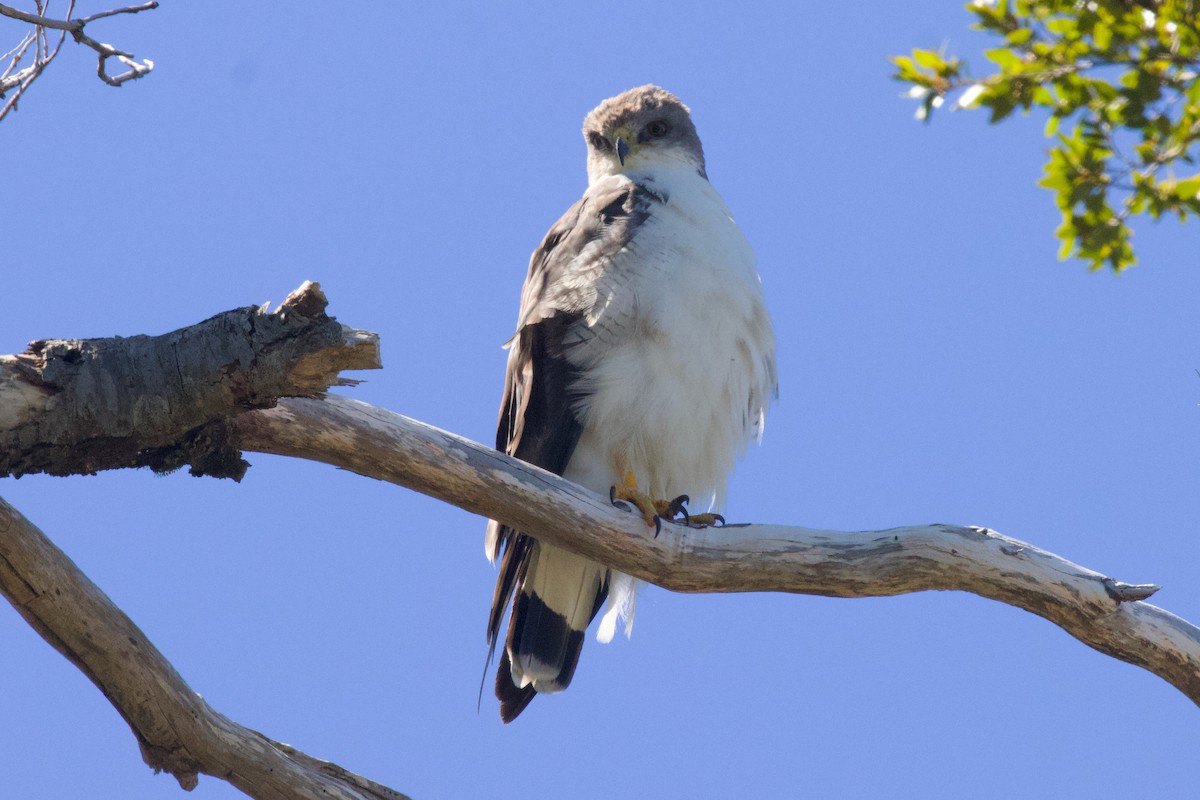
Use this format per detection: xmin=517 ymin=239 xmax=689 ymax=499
xmin=610 ymin=471 xmax=661 ymax=530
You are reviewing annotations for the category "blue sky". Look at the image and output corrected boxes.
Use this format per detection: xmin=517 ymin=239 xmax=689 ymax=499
xmin=3 ymin=2 xmax=1199 ymax=798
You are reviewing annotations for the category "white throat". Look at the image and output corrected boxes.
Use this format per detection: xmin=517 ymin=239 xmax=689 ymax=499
xmin=587 ymin=148 xmax=706 ymax=187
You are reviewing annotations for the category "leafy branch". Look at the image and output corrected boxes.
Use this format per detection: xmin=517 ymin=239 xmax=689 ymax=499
xmin=894 ymin=0 xmax=1200 ymax=271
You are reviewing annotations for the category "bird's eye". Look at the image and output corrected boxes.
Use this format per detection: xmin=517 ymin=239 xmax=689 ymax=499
xmin=588 ymin=131 xmax=611 ymax=151
xmin=646 ymin=120 xmax=671 ymax=138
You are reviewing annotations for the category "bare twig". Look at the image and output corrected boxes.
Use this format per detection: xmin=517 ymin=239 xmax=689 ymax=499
xmin=1 ymin=29 xmax=36 ymax=70
xmin=0 ymin=30 xmax=37 ymax=95
xmin=0 ymin=0 xmax=154 ymax=33
xmin=0 ymin=1 xmax=67 ymax=119
xmin=0 ymin=0 xmax=156 ymax=121
xmin=77 ymin=1 xmax=155 ymax=26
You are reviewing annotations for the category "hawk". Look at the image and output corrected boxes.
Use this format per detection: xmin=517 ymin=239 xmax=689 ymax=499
xmin=485 ymin=85 xmax=777 ymax=722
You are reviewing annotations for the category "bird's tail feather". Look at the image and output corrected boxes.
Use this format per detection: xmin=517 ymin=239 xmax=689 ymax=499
xmin=495 ymin=650 xmax=537 ymax=723
xmin=597 ymin=570 xmax=638 ymax=643
xmin=507 ymin=543 xmax=607 ymax=693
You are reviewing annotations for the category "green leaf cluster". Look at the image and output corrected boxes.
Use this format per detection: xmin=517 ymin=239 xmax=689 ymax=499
xmin=893 ymin=0 xmax=1200 ymax=271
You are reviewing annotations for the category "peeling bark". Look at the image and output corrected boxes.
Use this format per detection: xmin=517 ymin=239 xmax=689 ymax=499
xmin=0 ymin=281 xmax=379 ymax=480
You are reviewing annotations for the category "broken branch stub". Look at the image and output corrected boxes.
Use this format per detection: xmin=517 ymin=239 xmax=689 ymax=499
xmin=0 ymin=281 xmax=379 ymax=480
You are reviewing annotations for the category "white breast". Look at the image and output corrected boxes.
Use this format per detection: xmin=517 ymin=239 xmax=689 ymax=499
xmin=564 ymin=166 xmax=777 ymax=510
xmin=563 ymin=166 xmax=776 ymax=644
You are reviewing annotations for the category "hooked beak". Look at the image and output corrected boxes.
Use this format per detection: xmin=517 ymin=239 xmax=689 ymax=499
xmin=615 ymin=137 xmax=630 ymax=166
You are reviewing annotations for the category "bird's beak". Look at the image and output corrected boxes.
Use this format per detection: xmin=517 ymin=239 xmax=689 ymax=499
xmin=615 ymin=136 xmax=630 ymax=166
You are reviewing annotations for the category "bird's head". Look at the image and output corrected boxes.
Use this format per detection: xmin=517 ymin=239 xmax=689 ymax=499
xmin=582 ymin=85 xmax=707 ymax=184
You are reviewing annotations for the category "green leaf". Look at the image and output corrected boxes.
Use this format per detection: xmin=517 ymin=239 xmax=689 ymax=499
xmin=984 ymin=47 xmax=1022 ymax=70
xmin=1045 ymin=18 xmax=1079 ymax=38
xmin=912 ymin=48 xmax=945 ymax=70
xmin=1006 ymin=27 xmax=1034 ymax=46
xmin=891 ymin=55 xmax=919 ymax=81
xmin=988 ymin=95 xmax=1017 ymax=122
xmin=1031 ymin=86 xmax=1055 ymax=108
xmin=1173 ymin=175 xmax=1200 ymax=200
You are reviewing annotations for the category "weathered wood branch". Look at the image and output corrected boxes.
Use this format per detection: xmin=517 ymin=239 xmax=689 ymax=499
xmin=0 ymin=495 xmax=411 ymax=800
xmin=0 ymin=281 xmax=379 ymax=480
xmin=234 ymin=395 xmax=1200 ymax=708
xmin=2 ymin=284 xmax=1199 ymax=798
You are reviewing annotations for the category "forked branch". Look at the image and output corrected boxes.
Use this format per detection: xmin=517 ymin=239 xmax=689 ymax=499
xmin=0 ymin=1 xmax=157 ymax=121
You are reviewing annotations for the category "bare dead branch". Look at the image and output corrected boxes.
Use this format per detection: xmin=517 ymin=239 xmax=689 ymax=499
xmin=0 ymin=495 xmax=412 ymax=800
xmin=0 ymin=1 xmax=155 ymax=34
xmin=0 ymin=281 xmax=380 ymax=480
xmin=3 ymin=283 xmax=1199 ymax=798
xmin=0 ymin=0 xmax=69 ymax=119
xmin=0 ymin=1 xmax=63 ymax=27
xmin=0 ymin=0 xmax=156 ymax=120
xmin=70 ymin=17 xmax=153 ymax=87
xmin=1 ymin=30 xmax=38 ymax=83
xmin=232 ymin=395 xmax=1200 ymax=709
xmin=76 ymin=1 xmax=156 ymax=26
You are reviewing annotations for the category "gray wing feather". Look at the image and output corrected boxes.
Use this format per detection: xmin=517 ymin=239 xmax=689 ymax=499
xmin=485 ymin=177 xmax=655 ymax=722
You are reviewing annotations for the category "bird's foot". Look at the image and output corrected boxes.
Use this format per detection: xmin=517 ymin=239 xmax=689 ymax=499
xmin=609 ymin=473 xmax=719 ymax=537
xmin=609 ymin=475 xmax=665 ymax=535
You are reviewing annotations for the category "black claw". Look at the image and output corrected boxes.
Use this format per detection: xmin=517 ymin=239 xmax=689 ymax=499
xmin=711 ymin=513 xmax=726 ymax=527
xmin=609 ymin=485 xmax=633 ymax=514
xmin=653 ymin=515 xmax=662 ymax=538
xmin=665 ymin=493 xmax=690 ymax=521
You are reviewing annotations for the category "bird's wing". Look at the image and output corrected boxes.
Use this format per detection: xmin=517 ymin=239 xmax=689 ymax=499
xmin=485 ymin=176 xmax=654 ymax=721
xmin=485 ymin=174 xmax=652 ymax=586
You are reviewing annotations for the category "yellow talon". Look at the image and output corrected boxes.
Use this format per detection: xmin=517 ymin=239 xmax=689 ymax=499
xmin=613 ymin=471 xmax=659 ymax=528
xmin=610 ymin=471 xmax=701 ymax=532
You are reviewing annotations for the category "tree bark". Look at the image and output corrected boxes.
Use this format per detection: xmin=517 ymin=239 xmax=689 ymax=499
xmin=0 ymin=281 xmax=379 ymax=480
